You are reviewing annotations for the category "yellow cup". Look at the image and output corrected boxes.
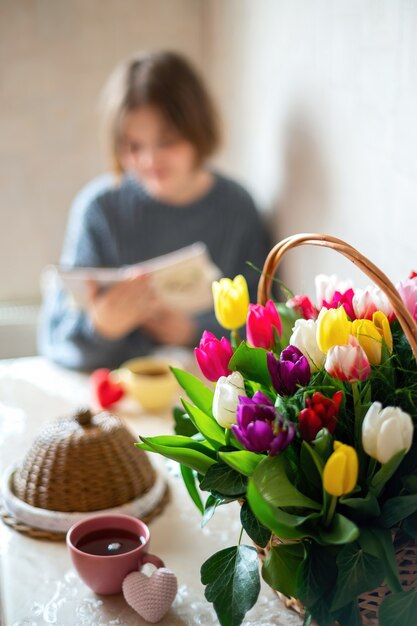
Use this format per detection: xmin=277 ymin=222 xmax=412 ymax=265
xmin=114 ymin=357 xmax=178 ymax=412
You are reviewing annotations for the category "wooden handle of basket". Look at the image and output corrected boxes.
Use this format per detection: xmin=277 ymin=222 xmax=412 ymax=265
xmin=257 ymin=233 xmax=417 ymax=361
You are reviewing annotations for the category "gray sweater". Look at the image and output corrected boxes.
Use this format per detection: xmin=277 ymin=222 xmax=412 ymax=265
xmin=38 ymin=172 xmax=271 ymax=370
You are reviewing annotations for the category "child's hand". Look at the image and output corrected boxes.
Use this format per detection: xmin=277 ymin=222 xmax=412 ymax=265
xmin=86 ymin=274 xmax=159 ymax=339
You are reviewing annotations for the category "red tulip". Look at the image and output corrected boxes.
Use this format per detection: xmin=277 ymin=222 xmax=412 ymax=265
xmin=298 ymin=391 xmax=343 ymax=441
xmin=247 ymin=299 xmax=282 ymax=349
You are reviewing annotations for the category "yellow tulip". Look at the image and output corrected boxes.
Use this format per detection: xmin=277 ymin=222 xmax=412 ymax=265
xmin=323 ymin=441 xmax=358 ymax=496
xmin=351 ymin=318 xmax=383 ymax=365
xmin=212 ymin=275 xmax=250 ymax=330
xmin=316 ymin=307 xmax=352 ymax=353
xmin=372 ymin=311 xmax=393 ymax=353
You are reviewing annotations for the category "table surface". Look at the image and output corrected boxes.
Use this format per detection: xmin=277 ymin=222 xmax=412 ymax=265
xmin=0 ymin=354 xmax=303 ymax=626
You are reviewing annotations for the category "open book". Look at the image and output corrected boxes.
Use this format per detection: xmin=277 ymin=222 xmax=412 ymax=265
xmin=56 ymin=242 xmax=221 ymax=314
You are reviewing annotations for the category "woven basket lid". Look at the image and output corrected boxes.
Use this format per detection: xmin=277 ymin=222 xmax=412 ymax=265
xmin=12 ymin=408 xmax=156 ymax=513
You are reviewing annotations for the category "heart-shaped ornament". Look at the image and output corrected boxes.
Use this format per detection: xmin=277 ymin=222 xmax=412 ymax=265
xmin=91 ymin=368 xmax=125 ymax=408
xmin=123 ymin=567 xmax=178 ymax=623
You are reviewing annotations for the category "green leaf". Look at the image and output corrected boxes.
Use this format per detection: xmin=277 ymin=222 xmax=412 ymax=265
xmin=276 ymin=302 xmax=300 ymax=347
xmin=402 ymin=475 xmax=417 ymax=494
xmin=380 ymin=494 xmax=417 ymax=528
xmin=137 ymin=436 xmax=216 ymax=475
xmin=200 ymin=461 xmax=247 ymax=498
xmin=403 ymin=510 xmax=417 ymax=538
xmin=246 ymin=480 xmax=321 ymax=540
xmin=330 ymin=543 xmax=384 ymax=611
xmin=340 ymin=491 xmax=380 ymax=520
xmin=171 ymin=367 xmax=214 ymax=416
xmin=240 ymin=501 xmax=271 ymax=548
xmin=296 ymin=542 xmax=337 ymax=607
xmin=317 ymin=514 xmax=359 ymax=546
xmin=312 ymin=428 xmax=333 ymax=462
xmin=202 ymin=494 xmax=223 ymax=527
xmin=229 ymin=342 xmax=272 ymax=388
xmin=219 ymin=450 xmax=263 ymax=477
xmin=262 ymin=542 xmax=304 ymax=598
xmin=359 ymin=527 xmax=402 ymax=593
xmin=298 ymin=441 xmax=324 ymax=500
xmin=379 ymin=589 xmax=417 ymax=626
xmin=173 ymin=406 xmax=198 ymax=436
xmin=201 ymin=545 xmax=260 ymax=626
xmin=179 ymin=464 xmax=204 ymax=514
xmin=182 ymin=399 xmax=226 ymax=450
xmin=333 ymin=601 xmax=362 ymax=626
xmin=369 ymin=450 xmax=406 ymax=497
xmin=250 ymin=454 xmax=321 ymax=510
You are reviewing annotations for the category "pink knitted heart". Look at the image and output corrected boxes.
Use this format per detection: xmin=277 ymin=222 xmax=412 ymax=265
xmin=122 ymin=567 xmax=178 ymax=623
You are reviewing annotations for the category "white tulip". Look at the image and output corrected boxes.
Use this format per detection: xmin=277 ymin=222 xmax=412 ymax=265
xmin=290 ymin=319 xmax=325 ymax=373
xmin=352 ymin=286 xmax=394 ymax=320
xmin=362 ymin=401 xmax=414 ymax=464
xmin=315 ymin=274 xmax=354 ymax=308
xmin=212 ymin=371 xmax=246 ymax=428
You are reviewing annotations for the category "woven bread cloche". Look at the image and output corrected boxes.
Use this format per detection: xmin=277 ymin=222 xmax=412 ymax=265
xmin=12 ymin=408 xmax=156 ymax=513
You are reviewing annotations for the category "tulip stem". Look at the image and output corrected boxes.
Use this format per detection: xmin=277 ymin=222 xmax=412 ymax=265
xmin=367 ymin=457 xmax=378 ymax=482
xmin=238 ymin=526 xmax=244 ymax=545
xmin=324 ymin=495 xmax=338 ymax=528
xmin=352 ymin=383 xmax=363 ymax=445
xmin=231 ymin=329 xmax=241 ymax=350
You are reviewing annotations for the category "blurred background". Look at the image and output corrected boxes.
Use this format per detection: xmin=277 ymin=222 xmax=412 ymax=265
xmin=1 ymin=0 xmax=416 ymax=358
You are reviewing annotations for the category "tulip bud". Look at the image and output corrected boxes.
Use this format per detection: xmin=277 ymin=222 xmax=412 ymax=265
xmin=323 ymin=442 xmax=358 ymax=496
xmin=246 ymin=300 xmax=282 ymax=349
xmin=290 ymin=319 xmax=325 ymax=373
xmin=372 ymin=311 xmax=393 ymax=353
xmin=195 ymin=331 xmax=233 ymax=382
xmin=212 ymin=371 xmax=246 ymax=428
xmin=286 ymin=294 xmax=318 ymax=320
xmin=322 ymin=288 xmax=355 ymax=321
xmin=352 ymin=286 xmax=394 ymax=321
xmin=396 ymin=276 xmax=417 ymax=322
xmin=362 ymin=401 xmax=413 ymax=464
xmin=267 ymin=345 xmax=310 ymax=396
xmin=212 ymin=275 xmax=250 ymax=330
xmin=298 ymin=391 xmax=343 ymax=441
xmin=315 ymin=274 xmax=354 ymax=309
xmin=232 ymin=391 xmax=295 ymax=455
xmin=316 ymin=306 xmax=352 ymax=354
xmin=324 ymin=342 xmax=371 ymax=382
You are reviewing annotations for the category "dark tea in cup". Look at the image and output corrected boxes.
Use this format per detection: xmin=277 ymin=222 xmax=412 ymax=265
xmin=75 ymin=527 xmax=146 ymax=556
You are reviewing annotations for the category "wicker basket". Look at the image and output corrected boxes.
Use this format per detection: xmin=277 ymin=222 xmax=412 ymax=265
xmin=257 ymin=233 xmax=417 ymax=624
xmin=1 ymin=408 xmax=169 ymax=539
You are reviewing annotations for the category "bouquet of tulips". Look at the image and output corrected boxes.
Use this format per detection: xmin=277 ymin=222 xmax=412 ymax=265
xmin=137 ymin=267 xmax=417 ymax=626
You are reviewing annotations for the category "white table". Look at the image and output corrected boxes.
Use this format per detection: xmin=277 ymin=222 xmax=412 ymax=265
xmin=0 ymin=356 xmax=303 ymax=626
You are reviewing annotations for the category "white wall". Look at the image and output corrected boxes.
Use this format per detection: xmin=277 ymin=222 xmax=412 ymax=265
xmin=0 ymin=0 xmax=203 ymax=302
xmin=203 ymin=0 xmax=417 ymax=296
xmin=1 ymin=0 xmax=416 ymax=307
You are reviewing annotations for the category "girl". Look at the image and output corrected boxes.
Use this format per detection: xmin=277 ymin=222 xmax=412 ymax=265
xmin=39 ymin=51 xmax=270 ymax=370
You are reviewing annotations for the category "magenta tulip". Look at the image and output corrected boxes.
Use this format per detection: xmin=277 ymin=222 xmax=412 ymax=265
xmin=246 ymin=299 xmax=282 ymax=349
xmin=323 ymin=288 xmax=355 ymax=320
xmin=195 ymin=331 xmax=234 ymax=382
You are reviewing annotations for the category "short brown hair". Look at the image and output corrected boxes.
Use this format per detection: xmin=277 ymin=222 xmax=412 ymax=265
xmin=100 ymin=51 xmax=221 ymax=175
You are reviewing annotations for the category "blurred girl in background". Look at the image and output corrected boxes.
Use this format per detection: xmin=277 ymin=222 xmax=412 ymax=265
xmin=39 ymin=50 xmax=270 ymax=370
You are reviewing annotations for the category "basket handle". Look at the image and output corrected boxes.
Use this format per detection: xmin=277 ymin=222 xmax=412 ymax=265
xmin=257 ymin=233 xmax=417 ymax=361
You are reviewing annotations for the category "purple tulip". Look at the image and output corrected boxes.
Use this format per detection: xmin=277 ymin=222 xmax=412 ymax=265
xmin=195 ymin=331 xmax=234 ymax=382
xmin=267 ymin=345 xmax=310 ymax=396
xmin=231 ymin=391 xmax=295 ymax=456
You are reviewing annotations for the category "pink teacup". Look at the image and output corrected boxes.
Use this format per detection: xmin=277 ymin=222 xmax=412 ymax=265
xmin=66 ymin=514 xmax=164 ymax=595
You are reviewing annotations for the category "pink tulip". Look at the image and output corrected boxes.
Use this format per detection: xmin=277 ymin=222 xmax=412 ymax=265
xmin=397 ymin=277 xmax=417 ymax=322
xmin=286 ymin=294 xmax=318 ymax=320
xmin=325 ymin=343 xmax=371 ymax=383
xmin=246 ymin=300 xmax=282 ymax=349
xmin=352 ymin=286 xmax=394 ymax=321
xmin=195 ymin=331 xmax=234 ymax=382
xmin=323 ymin=288 xmax=355 ymax=320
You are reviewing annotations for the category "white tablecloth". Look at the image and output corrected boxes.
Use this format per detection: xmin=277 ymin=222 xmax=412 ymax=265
xmin=0 ymin=356 xmax=303 ymax=626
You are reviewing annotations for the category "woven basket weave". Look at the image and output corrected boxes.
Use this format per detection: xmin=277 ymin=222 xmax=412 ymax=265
xmin=13 ymin=408 xmax=156 ymax=512
xmin=256 ymin=233 xmax=417 ymax=624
